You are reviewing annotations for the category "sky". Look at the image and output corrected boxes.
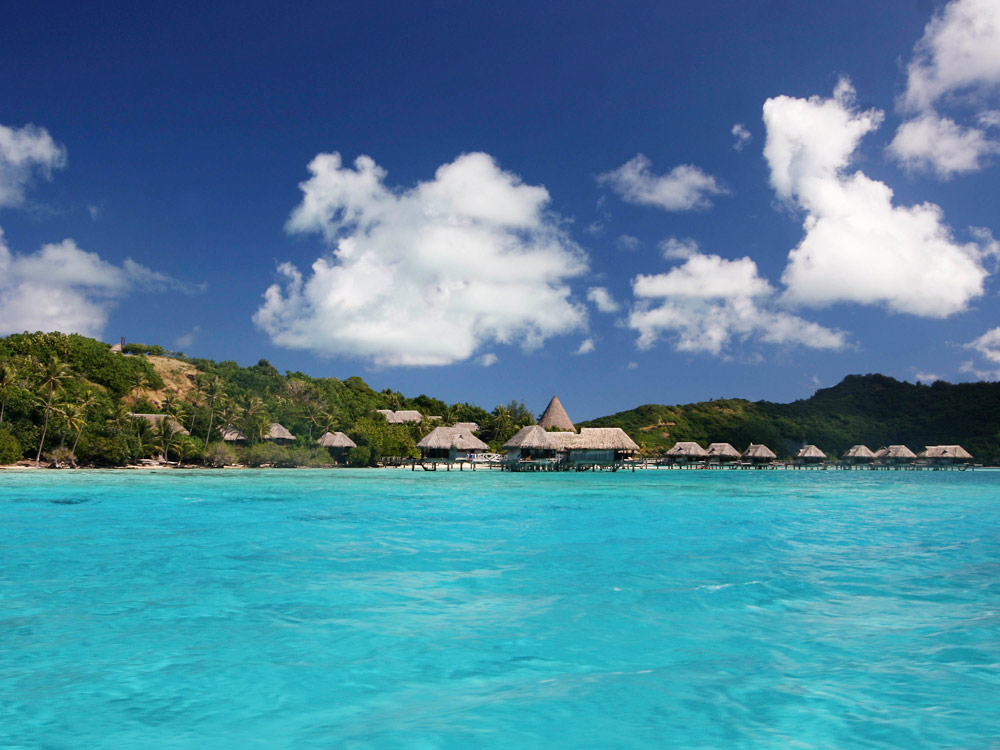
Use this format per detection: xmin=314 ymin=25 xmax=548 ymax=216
xmin=2 ymin=0 xmax=1000 ymax=420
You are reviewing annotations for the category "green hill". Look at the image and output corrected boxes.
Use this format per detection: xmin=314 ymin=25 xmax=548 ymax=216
xmin=579 ymin=374 xmax=1000 ymax=463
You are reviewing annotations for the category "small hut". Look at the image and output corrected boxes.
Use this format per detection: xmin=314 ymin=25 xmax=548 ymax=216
xmin=665 ymin=441 xmax=708 ymax=466
xmin=842 ymin=445 xmax=875 ymax=465
xmin=265 ymin=423 xmax=295 ymax=446
xmin=742 ymin=443 xmax=777 ymax=466
xmin=317 ymin=431 xmax=356 ymax=463
xmin=794 ymin=445 xmax=827 ymax=465
xmin=875 ymin=445 xmax=916 ymax=465
xmin=131 ymin=414 xmax=189 ymax=436
xmin=376 ymin=409 xmax=423 ymax=424
xmin=706 ymin=442 xmax=740 ymax=465
xmin=503 ymin=425 xmax=559 ymax=466
xmin=565 ymin=427 xmax=638 ymax=468
xmin=919 ymin=445 xmax=973 ymax=466
xmin=220 ymin=425 xmax=247 ymax=443
xmin=417 ymin=426 xmax=488 ymax=463
xmin=454 ymin=422 xmax=480 ymax=433
xmin=538 ymin=395 xmax=576 ymax=433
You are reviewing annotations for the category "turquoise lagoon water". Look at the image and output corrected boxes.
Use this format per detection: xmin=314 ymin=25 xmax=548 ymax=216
xmin=2 ymin=468 xmax=999 ymax=748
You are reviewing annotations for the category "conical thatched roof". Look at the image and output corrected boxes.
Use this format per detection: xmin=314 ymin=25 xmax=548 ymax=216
xmin=743 ymin=443 xmax=776 ymax=459
xmin=843 ymin=445 xmax=875 ymax=459
xmin=571 ymin=427 xmax=639 ymax=451
xmin=666 ymin=441 xmax=708 ymax=457
xmin=796 ymin=444 xmax=826 ymax=459
xmin=922 ymin=444 xmax=973 ymax=459
xmin=131 ymin=413 xmax=190 ymax=436
xmin=707 ymin=442 xmax=740 ymax=458
xmin=266 ymin=423 xmax=295 ymax=441
xmin=503 ymin=425 xmax=559 ymax=450
xmin=417 ymin=426 xmax=488 ymax=451
xmin=317 ymin=431 xmax=356 ymax=449
xmin=220 ymin=425 xmax=246 ymax=442
xmin=879 ymin=445 xmax=916 ymax=459
xmin=538 ymin=395 xmax=575 ymax=432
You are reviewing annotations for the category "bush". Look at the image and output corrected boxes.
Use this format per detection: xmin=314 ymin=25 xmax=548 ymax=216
xmin=347 ymin=445 xmax=371 ymax=466
xmin=0 ymin=428 xmax=22 ymax=464
xmin=245 ymin=442 xmax=285 ymax=467
xmin=204 ymin=442 xmax=238 ymax=467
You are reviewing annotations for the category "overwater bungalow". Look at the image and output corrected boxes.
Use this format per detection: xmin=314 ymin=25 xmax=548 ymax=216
xmin=875 ymin=445 xmax=916 ymax=466
xmin=742 ymin=443 xmax=776 ymax=467
xmin=317 ymin=431 xmax=356 ymax=463
xmin=503 ymin=425 xmax=559 ymax=469
xmin=842 ymin=445 xmax=876 ymax=465
xmin=264 ymin=423 xmax=295 ymax=445
xmin=919 ymin=445 xmax=973 ymax=467
xmin=131 ymin=413 xmax=189 ymax=436
xmin=706 ymin=442 xmax=741 ymax=466
xmin=538 ymin=395 xmax=576 ymax=432
xmin=220 ymin=425 xmax=247 ymax=443
xmin=564 ymin=427 xmax=639 ymax=469
xmin=795 ymin=444 xmax=827 ymax=466
xmin=665 ymin=441 xmax=708 ymax=466
xmin=417 ymin=426 xmax=488 ymax=468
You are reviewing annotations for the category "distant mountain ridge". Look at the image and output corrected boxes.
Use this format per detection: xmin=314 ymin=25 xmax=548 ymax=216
xmin=578 ymin=374 xmax=1000 ymax=463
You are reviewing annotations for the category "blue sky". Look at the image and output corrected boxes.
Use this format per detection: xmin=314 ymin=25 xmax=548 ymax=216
xmin=2 ymin=0 xmax=1000 ymax=420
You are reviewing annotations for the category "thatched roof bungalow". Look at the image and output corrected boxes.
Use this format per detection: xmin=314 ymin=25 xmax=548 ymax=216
xmin=743 ymin=443 xmax=776 ymax=465
xmin=842 ymin=445 xmax=875 ymax=464
xmin=665 ymin=441 xmax=708 ymax=464
xmin=795 ymin=445 xmax=827 ymax=464
xmin=919 ymin=445 xmax=973 ymax=465
xmin=875 ymin=445 xmax=916 ymax=464
xmin=565 ymin=427 xmax=638 ymax=467
xmin=131 ymin=413 xmax=189 ymax=436
xmin=454 ymin=422 xmax=480 ymax=433
xmin=317 ymin=431 xmax=356 ymax=463
xmin=503 ymin=425 xmax=560 ymax=464
xmin=706 ymin=443 xmax=740 ymax=463
xmin=220 ymin=425 xmax=246 ymax=443
xmin=538 ymin=395 xmax=576 ymax=432
xmin=417 ymin=426 xmax=489 ymax=462
xmin=265 ymin=423 xmax=295 ymax=445
xmin=375 ymin=409 xmax=424 ymax=424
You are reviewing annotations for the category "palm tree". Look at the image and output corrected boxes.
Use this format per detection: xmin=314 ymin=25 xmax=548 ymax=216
xmin=240 ymin=396 xmax=269 ymax=444
xmin=201 ymin=377 xmax=225 ymax=445
xmin=488 ymin=404 xmax=513 ymax=444
xmin=59 ymin=402 xmax=86 ymax=462
xmin=35 ymin=356 xmax=71 ymax=462
xmin=154 ymin=418 xmax=181 ymax=464
xmin=129 ymin=369 xmax=153 ymax=408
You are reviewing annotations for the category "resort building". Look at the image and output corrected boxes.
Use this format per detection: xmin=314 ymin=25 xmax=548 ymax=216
xmin=919 ymin=445 xmax=973 ymax=466
xmin=742 ymin=443 xmax=776 ymax=466
xmin=131 ymin=413 xmax=189 ymax=436
xmin=264 ymin=423 xmax=295 ymax=445
xmin=317 ymin=431 xmax=356 ymax=462
xmin=220 ymin=425 xmax=247 ymax=443
xmin=794 ymin=445 xmax=827 ymax=466
xmin=706 ymin=443 xmax=740 ymax=465
xmin=376 ymin=409 xmax=423 ymax=424
xmin=538 ymin=395 xmax=576 ymax=432
xmin=665 ymin=441 xmax=708 ymax=466
xmin=454 ymin=422 xmax=480 ymax=433
xmin=503 ymin=425 xmax=560 ymax=469
xmin=875 ymin=445 xmax=916 ymax=465
xmin=417 ymin=426 xmax=488 ymax=466
xmin=842 ymin=445 xmax=876 ymax=465
xmin=564 ymin=427 xmax=639 ymax=469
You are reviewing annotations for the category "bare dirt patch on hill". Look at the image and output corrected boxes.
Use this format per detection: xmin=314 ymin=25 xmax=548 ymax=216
xmin=140 ymin=356 xmax=203 ymax=407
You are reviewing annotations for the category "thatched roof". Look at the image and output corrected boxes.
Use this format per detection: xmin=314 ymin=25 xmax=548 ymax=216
xmin=538 ymin=395 xmax=575 ymax=432
xmin=376 ymin=409 xmax=423 ymax=424
xmin=743 ymin=443 xmax=776 ymax=459
xmin=547 ymin=431 xmax=580 ymax=449
xmin=877 ymin=445 xmax=916 ymax=459
xmin=317 ymin=431 xmax=356 ymax=449
xmin=417 ymin=426 xmax=489 ymax=451
xmin=570 ymin=427 xmax=639 ymax=451
xmin=796 ymin=444 xmax=826 ymax=459
xmin=454 ymin=421 xmax=480 ymax=432
xmin=666 ymin=441 xmax=708 ymax=457
xmin=922 ymin=444 xmax=973 ymax=460
xmin=843 ymin=445 xmax=875 ymax=459
xmin=131 ymin=413 xmax=189 ymax=436
xmin=707 ymin=442 xmax=740 ymax=458
xmin=266 ymin=423 xmax=295 ymax=441
xmin=503 ymin=425 xmax=559 ymax=450
xmin=220 ymin=425 xmax=246 ymax=442
xmin=375 ymin=409 xmax=396 ymax=422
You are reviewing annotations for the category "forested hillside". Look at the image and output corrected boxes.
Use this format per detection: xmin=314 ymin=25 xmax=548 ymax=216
xmin=580 ymin=374 xmax=1000 ymax=463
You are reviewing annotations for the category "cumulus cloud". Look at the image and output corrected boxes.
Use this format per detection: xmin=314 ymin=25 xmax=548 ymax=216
xmin=764 ymin=79 xmax=992 ymax=317
xmin=597 ymin=154 xmax=728 ymax=211
xmin=0 ymin=229 xmax=193 ymax=338
xmin=731 ymin=123 xmax=752 ymax=151
xmin=575 ymin=338 xmax=595 ymax=355
xmin=0 ymin=123 xmax=66 ymax=209
xmin=891 ymin=0 xmax=1000 ymax=176
xmin=888 ymin=112 xmax=999 ymax=177
xmin=615 ymin=234 xmax=641 ymax=252
xmin=659 ymin=236 xmax=699 ymax=260
xmin=174 ymin=326 xmax=201 ymax=350
xmin=587 ymin=286 xmax=619 ymax=313
xmin=478 ymin=353 xmax=498 ymax=367
xmin=255 ymin=151 xmax=588 ymax=366
xmin=628 ymin=243 xmax=847 ymax=357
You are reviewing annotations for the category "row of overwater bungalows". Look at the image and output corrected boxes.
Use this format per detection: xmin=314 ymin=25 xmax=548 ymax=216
xmin=660 ymin=441 xmax=973 ymax=468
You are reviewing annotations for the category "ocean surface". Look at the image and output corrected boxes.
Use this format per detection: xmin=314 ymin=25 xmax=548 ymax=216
xmin=2 ymin=468 xmax=999 ymax=748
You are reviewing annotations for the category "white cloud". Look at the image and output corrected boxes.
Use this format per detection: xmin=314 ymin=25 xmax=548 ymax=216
xmin=659 ymin=236 xmax=699 ymax=260
xmin=597 ymin=154 xmax=728 ymax=211
xmin=628 ymin=245 xmax=847 ymax=357
xmin=477 ymin=353 xmax=498 ymax=367
xmin=587 ymin=286 xmax=620 ymax=313
xmin=626 ymin=361 xmax=638 ymax=370
xmin=0 ymin=123 xmax=66 ymax=209
xmin=174 ymin=326 xmax=201 ymax=350
xmin=966 ymin=326 xmax=1000 ymax=364
xmin=615 ymin=234 xmax=641 ymax=252
xmin=255 ymin=151 xmax=588 ymax=366
xmin=731 ymin=123 xmax=752 ymax=151
xmin=0 ymin=229 xmax=189 ymax=338
xmin=575 ymin=338 xmax=595 ymax=355
xmin=891 ymin=0 xmax=1000 ymax=177
xmin=889 ymin=112 xmax=999 ymax=177
xmin=914 ymin=371 xmax=942 ymax=383
xmin=764 ymin=79 xmax=992 ymax=317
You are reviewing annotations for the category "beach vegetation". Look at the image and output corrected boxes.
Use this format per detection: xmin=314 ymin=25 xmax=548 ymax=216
xmin=0 ymin=428 xmax=21 ymax=464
